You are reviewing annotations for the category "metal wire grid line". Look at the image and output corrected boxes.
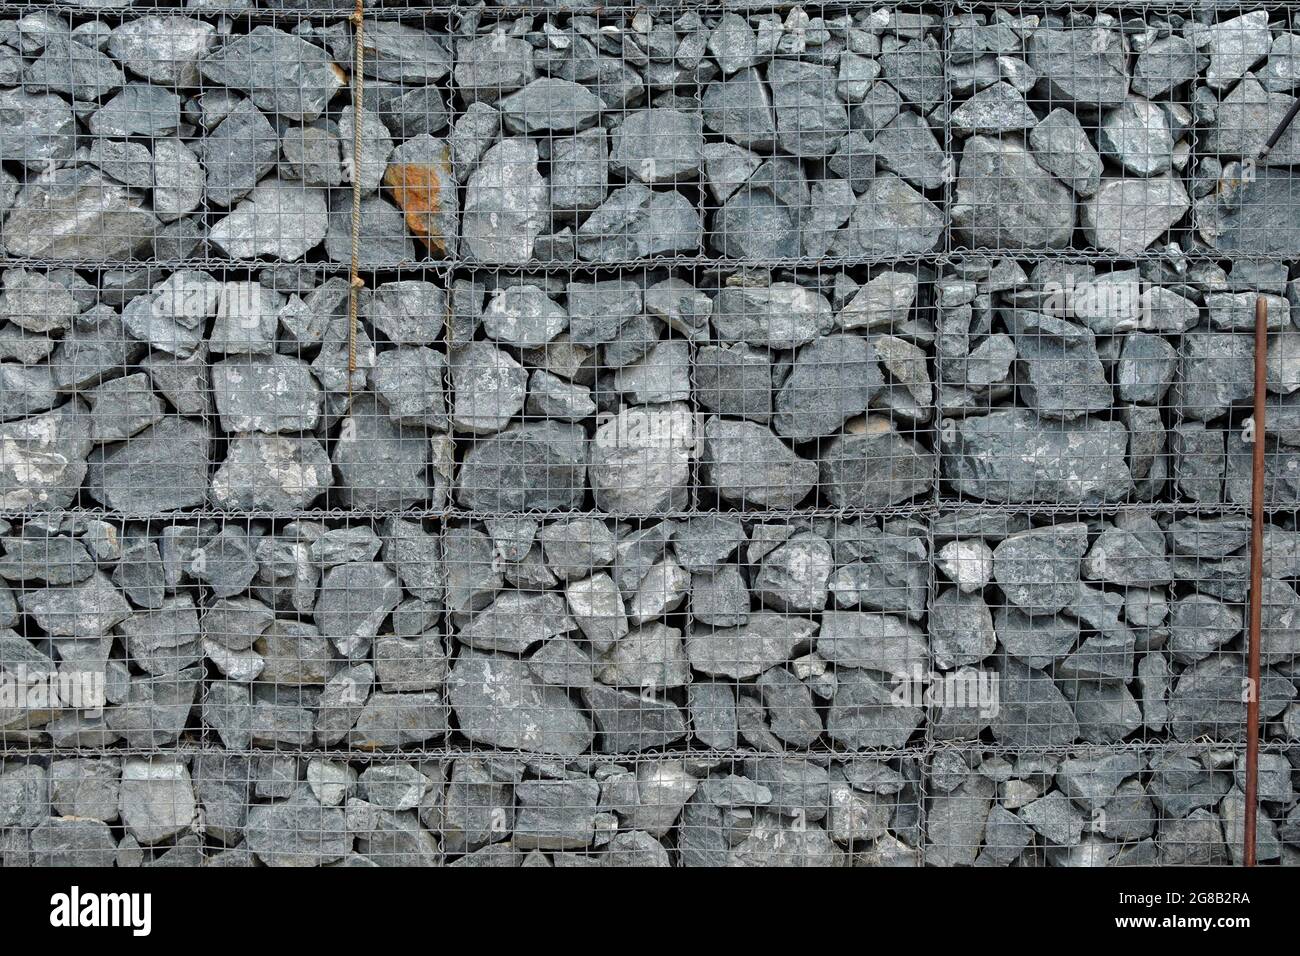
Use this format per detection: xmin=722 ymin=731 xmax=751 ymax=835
xmin=0 ymin=2 xmax=1297 ymax=866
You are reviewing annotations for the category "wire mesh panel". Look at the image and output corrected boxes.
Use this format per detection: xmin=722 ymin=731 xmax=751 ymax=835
xmin=0 ymin=2 xmax=1297 ymax=868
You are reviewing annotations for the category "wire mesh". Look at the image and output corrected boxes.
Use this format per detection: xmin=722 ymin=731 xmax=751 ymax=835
xmin=0 ymin=2 xmax=1297 ymax=867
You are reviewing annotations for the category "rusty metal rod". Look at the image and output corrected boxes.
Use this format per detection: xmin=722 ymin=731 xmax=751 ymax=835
xmin=1245 ymin=295 xmax=1268 ymax=867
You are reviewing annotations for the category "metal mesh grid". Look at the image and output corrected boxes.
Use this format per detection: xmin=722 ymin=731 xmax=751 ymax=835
xmin=0 ymin=2 xmax=1297 ymax=867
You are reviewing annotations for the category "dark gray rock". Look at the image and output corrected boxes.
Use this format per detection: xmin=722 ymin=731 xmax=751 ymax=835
xmin=332 ymin=394 xmax=430 ymax=509
xmin=701 ymin=417 xmax=817 ymax=509
xmin=942 ymin=409 xmax=1132 ymax=503
xmin=774 ymin=335 xmax=883 ymax=440
xmin=576 ymin=184 xmax=702 ymax=261
xmin=200 ymin=26 xmax=344 ymax=121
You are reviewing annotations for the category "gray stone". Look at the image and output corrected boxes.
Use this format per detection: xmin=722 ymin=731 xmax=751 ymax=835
xmin=210 ymin=179 xmax=328 ymax=261
xmin=500 ymin=78 xmax=602 ymax=134
xmin=1210 ymin=76 xmax=1300 ymax=168
xmin=483 ymin=286 xmax=567 ymax=349
xmin=514 ymin=778 xmax=600 ymax=849
xmin=89 ymin=84 xmax=182 ymax=137
xmin=991 ymin=657 xmax=1079 ymax=747
xmin=927 ymin=775 xmax=995 ymax=866
xmin=610 ymin=108 xmax=704 ymax=184
xmin=589 ymin=403 xmax=694 ymax=513
xmin=118 ymin=759 xmax=195 ymax=845
xmin=448 ymin=341 xmax=526 ymax=435
xmin=827 ymin=669 xmax=924 ymax=749
xmin=1008 ymin=310 xmax=1110 ymax=420
xmin=693 ymin=343 xmax=773 ymax=423
xmin=702 ymin=68 xmax=776 ymax=151
xmin=246 ymin=790 xmax=349 ymax=867
xmin=449 ymin=651 xmax=594 ymax=755
xmin=992 ymin=523 xmax=1087 ymax=614
xmin=462 ymin=138 xmax=548 ymax=264
xmin=708 ymin=13 xmax=761 ymax=75
xmin=576 ymin=184 xmax=701 ymax=261
xmin=584 ymin=683 xmax=687 ymax=753
xmin=880 ymin=35 xmax=944 ymax=109
xmin=954 ymin=136 xmax=1075 ymax=249
xmin=455 ymin=32 xmax=535 ymax=102
xmin=550 ymin=128 xmax=609 ymax=217
xmin=1117 ymin=332 xmax=1177 ymax=405
xmin=819 ymin=421 xmax=934 ymax=508
xmin=281 ymin=124 xmax=341 ymax=187
xmin=952 ymin=82 xmax=1038 ymax=134
xmin=754 ymin=533 xmax=832 ymax=612
xmin=1029 ymin=108 xmax=1102 ymax=198
xmin=1027 ymin=26 xmax=1130 ymax=106
xmin=358 ymin=21 xmax=450 ymax=84
xmin=457 ymin=421 xmax=587 ymax=512
xmin=1020 ymin=790 xmax=1084 ymax=847
xmin=457 ymin=590 xmax=572 ymax=655
xmin=830 ymin=174 xmax=943 ymax=255
xmin=1098 ymin=97 xmax=1177 ymax=177
xmin=691 ymin=566 xmax=750 ymax=627
xmin=371 ymin=347 xmax=448 ymax=429
xmin=152 ymin=139 xmax=205 ymax=222
xmin=109 ymin=15 xmax=215 ymax=86
xmin=1133 ymin=35 xmax=1199 ymax=97
xmin=332 ymin=394 xmax=430 ymax=509
xmin=210 ymin=435 xmax=331 ymax=510
xmin=774 ymin=335 xmax=883 ymax=440
xmin=930 ymin=588 xmax=997 ymax=669
xmin=83 ymin=373 xmax=163 ymax=443
xmin=701 ymin=417 xmax=816 ymax=509
xmin=1083 ymin=175 xmax=1190 ymax=255
xmin=686 ymin=612 xmax=816 ymax=679
xmin=0 ymin=88 xmax=76 ymax=171
xmin=201 ymin=100 xmax=279 ymax=207
xmin=212 ymin=355 xmax=321 ymax=433
xmin=1196 ymin=166 xmax=1300 ymax=255
xmin=200 ymin=26 xmax=344 ymax=120
xmin=364 ymin=281 xmax=447 ymax=347
xmin=1202 ymin=11 xmax=1272 ymax=90
xmin=347 ymin=690 xmax=448 ymax=750
xmin=4 ymin=167 xmax=158 ymax=261
xmin=339 ymin=105 xmax=393 ymax=195
xmin=316 ymin=561 xmax=401 ymax=660
xmin=942 ymin=409 xmax=1132 ymax=503
xmin=873 ymin=111 xmax=946 ymax=189
xmin=1174 ymin=332 xmax=1254 ymax=422
xmin=324 ymin=193 xmax=415 ymax=267
xmin=768 ymin=58 xmax=849 ymax=155
xmin=714 ymin=284 xmax=833 ymax=350
xmin=87 ymin=416 xmax=210 ymax=512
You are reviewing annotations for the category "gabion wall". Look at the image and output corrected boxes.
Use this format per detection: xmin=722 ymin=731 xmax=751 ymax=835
xmin=0 ymin=1 xmax=1298 ymax=867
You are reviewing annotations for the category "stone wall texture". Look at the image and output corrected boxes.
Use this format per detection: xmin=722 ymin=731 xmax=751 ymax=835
xmin=0 ymin=2 xmax=1298 ymax=867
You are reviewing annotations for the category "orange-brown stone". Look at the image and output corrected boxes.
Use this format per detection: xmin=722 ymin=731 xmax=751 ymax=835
xmin=384 ymin=158 xmax=453 ymax=256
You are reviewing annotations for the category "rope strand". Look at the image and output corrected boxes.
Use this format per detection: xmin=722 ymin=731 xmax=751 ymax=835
xmin=346 ymin=0 xmax=366 ymax=395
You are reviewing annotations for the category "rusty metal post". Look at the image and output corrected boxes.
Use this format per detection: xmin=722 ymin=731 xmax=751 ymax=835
xmin=1244 ymin=295 xmax=1268 ymax=866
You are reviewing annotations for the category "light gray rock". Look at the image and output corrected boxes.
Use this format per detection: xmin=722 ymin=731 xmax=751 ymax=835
xmin=109 ymin=15 xmax=215 ymax=86
xmin=610 ymin=108 xmax=704 ymax=184
xmin=1083 ymin=175 xmax=1190 ymax=255
xmin=462 ymin=138 xmax=548 ymax=264
xmin=942 ymin=409 xmax=1132 ymax=503
xmin=210 ymin=178 xmax=328 ymax=261
xmin=449 ymin=650 xmax=594 ymax=755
